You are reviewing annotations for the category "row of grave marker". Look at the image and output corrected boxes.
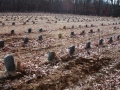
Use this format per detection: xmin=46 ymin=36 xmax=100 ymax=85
xmin=1 ymin=24 xmax=120 ymax=72
xmin=0 ymin=35 xmax=43 ymax=47
xmin=1 ymin=27 xmax=120 ymax=48
xmin=1 ymin=21 xmax=120 ymax=26
xmin=2 ymin=34 xmax=120 ymax=72
xmin=0 ymin=29 xmax=95 ymax=48
xmin=3 ymin=28 xmax=43 ymax=35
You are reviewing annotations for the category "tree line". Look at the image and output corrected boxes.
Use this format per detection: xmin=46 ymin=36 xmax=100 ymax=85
xmin=0 ymin=0 xmax=120 ymax=16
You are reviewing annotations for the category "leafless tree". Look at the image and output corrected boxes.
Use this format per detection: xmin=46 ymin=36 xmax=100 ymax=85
xmin=0 ymin=0 xmax=119 ymax=16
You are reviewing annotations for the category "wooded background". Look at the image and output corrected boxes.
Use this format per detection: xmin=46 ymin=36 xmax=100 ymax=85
xmin=0 ymin=0 xmax=120 ymax=16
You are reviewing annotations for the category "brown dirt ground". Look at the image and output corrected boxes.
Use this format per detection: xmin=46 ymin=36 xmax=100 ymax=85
xmin=0 ymin=13 xmax=120 ymax=90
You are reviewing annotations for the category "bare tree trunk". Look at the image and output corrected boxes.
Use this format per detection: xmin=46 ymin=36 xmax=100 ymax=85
xmin=99 ymin=0 xmax=103 ymax=15
xmin=0 ymin=0 xmax=3 ymax=12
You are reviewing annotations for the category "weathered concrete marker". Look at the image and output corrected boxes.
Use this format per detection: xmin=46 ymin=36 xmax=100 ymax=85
xmin=38 ymin=35 xmax=43 ymax=40
xmin=69 ymin=46 xmax=75 ymax=55
xmin=0 ymin=40 xmax=4 ymax=47
xmin=28 ymin=28 xmax=31 ymax=33
xmin=11 ymin=30 xmax=14 ymax=34
xmin=99 ymin=39 xmax=103 ymax=45
xmin=86 ymin=42 xmax=91 ymax=49
xmin=23 ymin=37 xmax=29 ymax=43
xmin=39 ymin=28 xmax=42 ymax=32
xmin=48 ymin=52 xmax=55 ymax=61
xmin=4 ymin=55 xmax=15 ymax=72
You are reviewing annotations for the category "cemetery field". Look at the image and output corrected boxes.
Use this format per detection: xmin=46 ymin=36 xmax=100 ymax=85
xmin=0 ymin=13 xmax=120 ymax=90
